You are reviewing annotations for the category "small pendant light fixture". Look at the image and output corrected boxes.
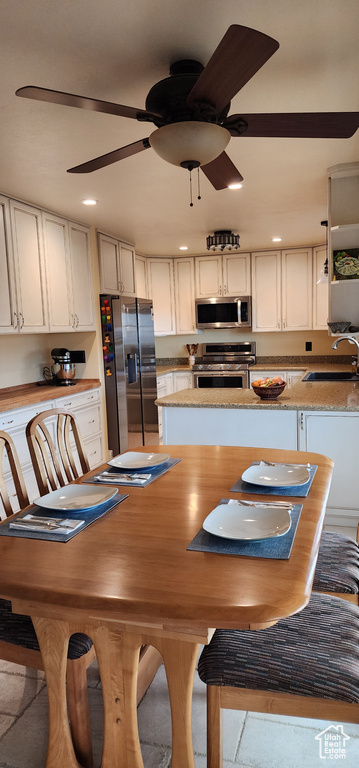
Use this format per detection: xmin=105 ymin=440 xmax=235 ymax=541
xmin=206 ymin=230 xmax=240 ymax=251
xmin=316 ymin=220 xmax=329 ymax=284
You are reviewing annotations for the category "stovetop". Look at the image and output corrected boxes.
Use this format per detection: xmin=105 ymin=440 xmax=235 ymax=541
xmin=193 ymin=342 xmax=256 ymax=371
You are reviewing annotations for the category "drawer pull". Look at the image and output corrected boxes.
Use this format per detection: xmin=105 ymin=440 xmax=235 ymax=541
xmin=4 ymin=419 xmax=14 ymax=425
xmin=63 ymin=402 xmax=72 ymax=407
xmin=89 ymin=419 xmax=95 ymax=424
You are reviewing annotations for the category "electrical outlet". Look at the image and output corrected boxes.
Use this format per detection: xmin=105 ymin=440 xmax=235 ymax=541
xmin=108 ymin=449 xmax=113 ymax=460
xmin=305 ymin=342 xmax=312 ymax=352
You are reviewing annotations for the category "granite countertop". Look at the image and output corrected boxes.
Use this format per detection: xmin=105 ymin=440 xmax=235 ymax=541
xmin=156 ymin=364 xmax=359 ymax=412
xmin=0 ymin=379 xmax=101 ymax=413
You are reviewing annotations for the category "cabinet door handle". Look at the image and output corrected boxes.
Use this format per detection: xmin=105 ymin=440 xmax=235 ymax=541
xmin=19 ymin=313 xmax=24 ymax=329
xmin=13 ymin=312 xmax=19 ymax=330
xmin=283 ymin=319 xmax=286 ymax=329
xmin=89 ymin=419 xmax=95 ymax=424
xmin=277 ymin=320 xmax=281 ymax=329
xmin=76 ymin=314 xmax=80 ymax=328
xmin=300 ymin=413 xmax=304 ymax=430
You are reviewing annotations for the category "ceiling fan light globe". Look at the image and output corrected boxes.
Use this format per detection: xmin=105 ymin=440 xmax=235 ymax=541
xmin=149 ymin=122 xmax=230 ymax=167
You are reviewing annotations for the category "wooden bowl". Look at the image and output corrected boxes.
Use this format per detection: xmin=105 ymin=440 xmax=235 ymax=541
xmin=252 ymin=382 xmax=287 ymax=400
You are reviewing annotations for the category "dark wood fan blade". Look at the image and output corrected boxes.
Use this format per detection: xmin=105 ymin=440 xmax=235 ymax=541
xmin=16 ymin=86 xmax=161 ymax=123
xmin=187 ymin=25 xmax=279 ymax=114
xmin=67 ymin=138 xmax=151 ymax=173
xmin=201 ymin=152 xmax=244 ymax=190
xmin=224 ymin=112 xmax=359 ymax=138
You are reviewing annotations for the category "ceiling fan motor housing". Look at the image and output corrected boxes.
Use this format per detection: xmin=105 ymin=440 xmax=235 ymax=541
xmin=145 ymin=60 xmax=230 ymax=126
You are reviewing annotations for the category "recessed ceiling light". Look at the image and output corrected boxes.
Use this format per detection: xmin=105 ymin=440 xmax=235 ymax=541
xmin=272 ymin=237 xmax=282 ymax=242
xmin=179 ymin=246 xmax=188 ymax=250
xmin=228 ymin=183 xmax=243 ymax=190
xmin=82 ymin=198 xmax=97 ymax=206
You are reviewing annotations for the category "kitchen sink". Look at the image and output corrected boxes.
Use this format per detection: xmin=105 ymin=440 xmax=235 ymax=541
xmin=303 ymin=371 xmax=359 ymax=382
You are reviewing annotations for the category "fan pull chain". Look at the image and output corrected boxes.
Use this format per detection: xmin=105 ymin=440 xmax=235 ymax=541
xmin=197 ymin=168 xmax=201 ymax=200
xmin=189 ymin=170 xmax=193 ymax=207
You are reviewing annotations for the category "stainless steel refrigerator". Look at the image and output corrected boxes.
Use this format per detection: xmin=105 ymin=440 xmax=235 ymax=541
xmin=100 ymin=295 xmax=158 ymax=456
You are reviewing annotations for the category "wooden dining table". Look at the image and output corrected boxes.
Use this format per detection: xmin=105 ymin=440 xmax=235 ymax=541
xmin=0 ymin=444 xmax=333 ymax=768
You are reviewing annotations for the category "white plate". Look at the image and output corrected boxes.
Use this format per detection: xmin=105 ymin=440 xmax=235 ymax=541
xmin=241 ymin=463 xmax=310 ymax=488
xmin=203 ymin=500 xmax=291 ymax=541
xmin=34 ymin=485 xmax=117 ymax=511
xmin=108 ymin=451 xmax=170 ymax=470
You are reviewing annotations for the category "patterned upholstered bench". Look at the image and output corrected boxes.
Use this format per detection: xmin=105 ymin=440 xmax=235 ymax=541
xmin=313 ymin=530 xmax=359 ymax=602
xmin=198 ymin=593 xmax=359 ymax=768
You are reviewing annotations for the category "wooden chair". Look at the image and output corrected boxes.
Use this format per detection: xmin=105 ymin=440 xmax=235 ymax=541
xmin=198 ymin=593 xmax=359 ymax=768
xmin=0 ymin=429 xmax=95 ymax=767
xmin=312 ymin=526 xmax=359 ymax=605
xmin=25 ymin=410 xmax=163 ymax=734
xmin=25 ymin=408 xmax=90 ymax=496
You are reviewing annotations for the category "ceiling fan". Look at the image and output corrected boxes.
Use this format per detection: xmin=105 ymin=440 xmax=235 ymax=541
xmin=15 ymin=24 xmax=359 ymax=190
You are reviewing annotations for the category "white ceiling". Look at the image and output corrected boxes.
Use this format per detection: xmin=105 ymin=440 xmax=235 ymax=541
xmin=1 ymin=0 xmax=358 ymax=256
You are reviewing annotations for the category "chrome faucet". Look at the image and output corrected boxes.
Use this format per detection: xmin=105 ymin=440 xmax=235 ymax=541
xmin=332 ymin=336 xmax=359 ymax=374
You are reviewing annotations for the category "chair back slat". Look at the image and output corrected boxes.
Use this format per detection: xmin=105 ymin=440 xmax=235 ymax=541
xmin=26 ymin=409 xmax=90 ymax=496
xmin=0 ymin=430 xmax=29 ymax=517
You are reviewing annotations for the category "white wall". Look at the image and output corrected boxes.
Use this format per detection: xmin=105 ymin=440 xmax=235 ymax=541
xmin=155 ymin=329 xmax=335 ymax=359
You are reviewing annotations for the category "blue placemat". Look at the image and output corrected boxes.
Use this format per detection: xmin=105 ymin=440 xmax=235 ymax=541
xmin=187 ymin=499 xmax=302 ymax=560
xmin=82 ymin=458 xmax=182 ymax=487
xmin=230 ymin=463 xmax=317 ymax=497
xmin=0 ymin=493 xmax=128 ymax=542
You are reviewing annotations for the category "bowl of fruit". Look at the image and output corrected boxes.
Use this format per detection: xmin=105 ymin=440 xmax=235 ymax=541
xmin=251 ymin=377 xmax=287 ymax=400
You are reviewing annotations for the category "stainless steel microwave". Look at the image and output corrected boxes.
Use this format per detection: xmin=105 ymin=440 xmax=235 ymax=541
xmin=195 ymin=296 xmax=252 ymax=329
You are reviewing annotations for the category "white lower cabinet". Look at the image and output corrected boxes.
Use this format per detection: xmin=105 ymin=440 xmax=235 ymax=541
xmin=0 ymin=388 xmax=103 ymax=512
xmin=173 ymin=371 xmax=193 ymax=392
xmin=156 ymin=373 xmax=174 ymax=440
xmin=298 ymin=410 xmax=359 ymax=522
xmin=250 ymin=370 xmax=305 ymax=388
xmin=287 ymin=371 xmax=305 ymax=387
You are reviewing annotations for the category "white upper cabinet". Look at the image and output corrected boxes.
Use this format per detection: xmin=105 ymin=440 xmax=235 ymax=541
xmin=119 ymin=243 xmax=136 ymax=296
xmin=10 ymin=200 xmax=48 ymax=333
xmin=251 ymin=251 xmax=282 ymax=332
xmin=68 ymin=222 xmax=94 ymax=330
xmin=135 ymin=254 xmax=149 ymax=298
xmin=195 ymin=253 xmax=250 ymax=297
xmin=222 ymin=253 xmax=251 ymax=295
xmin=252 ymin=248 xmax=313 ymax=332
xmin=43 ymin=214 xmax=94 ymax=332
xmin=43 ymin=212 xmax=72 ymax=332
xmin=174 ymin=257 xmax=197 ymax=334
xmin=147 ymin=258 xmax=176 ymax=335
xmin=98 ymin=232 xmax=136 ymax=296
xmin=0 ymin=196 xmax=17 ymax=334
xmin=313 ymin=244 xmax=329 ymax=330
xmin=98 ymin=233 xmax=119 ymax=294
xmin=281 ymin=248 xmax=312 ymax=331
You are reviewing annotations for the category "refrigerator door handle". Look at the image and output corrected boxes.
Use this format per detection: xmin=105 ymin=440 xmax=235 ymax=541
xmin=127 ymin=352 xmax=138 ymax=384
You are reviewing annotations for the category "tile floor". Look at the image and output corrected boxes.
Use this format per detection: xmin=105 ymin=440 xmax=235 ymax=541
xmin=0 ymin=524 xmax=358 ymax=768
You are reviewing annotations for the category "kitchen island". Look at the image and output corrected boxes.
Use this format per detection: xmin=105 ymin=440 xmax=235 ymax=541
xmin=156 ymin=366 xmax=359 ymax=525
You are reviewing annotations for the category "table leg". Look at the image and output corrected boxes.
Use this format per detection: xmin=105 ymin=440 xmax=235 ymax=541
xmin=153 ymin=637 xmax=200 ymax=768
xmin=92 ymin=625 xmax=144 ymax=768
xmin=31 ymin=616 xmax=81 ymax=768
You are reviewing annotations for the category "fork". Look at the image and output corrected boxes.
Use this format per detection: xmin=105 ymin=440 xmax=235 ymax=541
xmin=260 ymin=461 xmax=310 ymax=469
xmin=239 ymin=499 xmax=293 ymax=509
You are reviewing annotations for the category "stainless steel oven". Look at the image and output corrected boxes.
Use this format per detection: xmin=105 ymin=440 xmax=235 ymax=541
xmin=192 ymin=342 xmax=256 ymax=389
xmin=193 ymin=370 xmax=249 ymax=388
